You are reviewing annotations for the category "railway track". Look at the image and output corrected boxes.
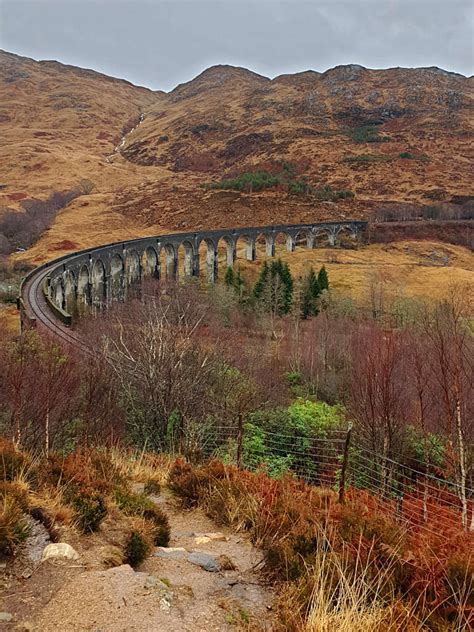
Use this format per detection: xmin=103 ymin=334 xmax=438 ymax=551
xmin=21 ymin=261 xmax=91 ymax=354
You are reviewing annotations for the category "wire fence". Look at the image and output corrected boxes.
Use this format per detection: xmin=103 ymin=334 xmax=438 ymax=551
xmin=175 ymin=422 xmax=474 ymax=540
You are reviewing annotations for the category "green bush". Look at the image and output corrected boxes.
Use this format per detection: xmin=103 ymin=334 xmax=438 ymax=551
xmin=205 ymin=171 xmax=280 ymax=193
xmin=348 ymin=126 xmax=390 ymax=144
xmin=125 ymin=529 xmax=151 ymax=567
xmin=114 ymin=489 xmax=170 ymax=546
xmin=71 ymin=492 xmax=107 ymax=533
xmin=343 ymin=154 xmax=391 ymax=163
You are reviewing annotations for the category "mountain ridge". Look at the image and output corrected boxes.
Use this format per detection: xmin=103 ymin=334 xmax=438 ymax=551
xmin=0 ymin=49 xmax=472 ymax=260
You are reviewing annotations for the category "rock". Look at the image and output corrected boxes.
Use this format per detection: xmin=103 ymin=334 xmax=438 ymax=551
xmin=154 ymin=546 xmax=187 ymax=561
xmin=188 ymin=551 xmax=221 ymax=572
xmin=142 ymin=574 xmax=174 ymax=610
xmin=144 ymin=574 xmax=159 ymax=589
xmin=194 ymin=532 xmax=227 ymax=543
xmin=99 ymin=545 xmax=123 ymax=568
xmin=41 ymin=542 xmax=79 ymax=562
xmin=0 ymin=612 xmax=13 ymax=622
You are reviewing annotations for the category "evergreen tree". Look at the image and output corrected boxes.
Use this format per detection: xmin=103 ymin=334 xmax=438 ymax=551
xmin=300 ymin=267 xmax=320 ymax=318
xmin=234 ymin=267 xmax=244 ymax=297
xmin=224 ymin=266 xmax=235 ymax=288
xmin=253 ymin=261 xmax=270 ymax=300
xmin=318 ymin=265 xmax=329 ymax=291
xmin=280 ymin=261 xmax=294 ymax=314
xmin=254 ymin=258 xmax=293 ymax=316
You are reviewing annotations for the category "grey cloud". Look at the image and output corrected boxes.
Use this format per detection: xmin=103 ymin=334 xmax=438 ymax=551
xmin=0 ymin=1 xmax=472 ymax=91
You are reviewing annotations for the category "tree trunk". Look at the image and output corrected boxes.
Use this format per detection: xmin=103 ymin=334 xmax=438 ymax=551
xmin=455 ymin=397 xmax=468 ymax=530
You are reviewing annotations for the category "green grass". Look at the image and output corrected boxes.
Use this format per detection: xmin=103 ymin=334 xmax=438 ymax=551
xmin=343 ymin=154 xmax=392 ymax=164
xmin=347 ymin=126 xmax=390 ymax=144
xmin=203 ymin=171 xmax=280 ymax=193
xmin=399 ymin=151 xmax=429 ymax=161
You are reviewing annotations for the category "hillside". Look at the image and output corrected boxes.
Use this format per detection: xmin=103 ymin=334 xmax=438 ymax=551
xmin=0 ymin=51 xmax=473 ymax=260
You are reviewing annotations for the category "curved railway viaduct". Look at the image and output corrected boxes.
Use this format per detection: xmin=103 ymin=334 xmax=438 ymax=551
xmin=18 ymin=221 xmax=367 ymax=349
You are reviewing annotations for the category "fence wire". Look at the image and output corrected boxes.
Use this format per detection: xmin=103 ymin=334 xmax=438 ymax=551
xmin=178 ymin=423 xmax=474 ymax=539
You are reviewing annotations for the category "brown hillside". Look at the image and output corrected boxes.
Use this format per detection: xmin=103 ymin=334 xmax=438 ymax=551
xmin=0 ymin=51 xmax=473 ymax=260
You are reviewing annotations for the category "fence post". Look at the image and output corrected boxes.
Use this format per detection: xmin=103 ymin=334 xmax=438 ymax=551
xmin=236 ymin=413 xmax=244 ymax=469
xmin=338 ymin=423 xmax=353 ymax=504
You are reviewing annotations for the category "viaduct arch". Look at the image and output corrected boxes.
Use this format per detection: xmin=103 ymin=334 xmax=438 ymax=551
xmin=18 ymin=221 xmax=367 ymax=348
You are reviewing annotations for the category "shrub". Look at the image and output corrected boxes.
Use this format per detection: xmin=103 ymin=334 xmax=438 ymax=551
xmin=0 ymin=494 xmax=30 ymax=556
xmin=343 ymin=154 xmax=391 ymax=163
xmin=347 ymin=126 xmax=390 ymax=144
xmin=71 ymin=491 xmax=107 ymax=533
xmin=114 ymin=489 xmax=170 ymax=546
xmin=124 ymin=518 xmax=154 ymax=567
xmin=205 ymin=171 xmax=281 ymax=193
xmin=144 ymin=477 xmax=161 ymax=495
xmin=168 ymin=458 xmax=201 ymax=507
xmin=0 ymin=439 xmax=30 ymax=482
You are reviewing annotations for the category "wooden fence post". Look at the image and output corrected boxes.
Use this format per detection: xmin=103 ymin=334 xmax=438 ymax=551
xmin=236 ymin=413 xmax=244 ymax=469
xmin=339 ymin=423 xmax=353 ymax=504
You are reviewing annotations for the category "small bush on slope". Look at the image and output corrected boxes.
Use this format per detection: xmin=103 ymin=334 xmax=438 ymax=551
xmin=114 ymin=488 xmax=170 ymax=546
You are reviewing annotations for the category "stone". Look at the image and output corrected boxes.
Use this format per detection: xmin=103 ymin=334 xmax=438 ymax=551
xmin=141 ymin=574 xmax=174 ymax=610
xmin=0 ymin=612 xmax=13 ymax=622
xmin=194 ymin=531 xmax=228 ymax=543
xmin=41 ymin=542 xmax=79 ymax=562
xmin=154 ymin=547 xmax=187 ymax=561
xmin=188 ymin=551 xmax=221 ymax=572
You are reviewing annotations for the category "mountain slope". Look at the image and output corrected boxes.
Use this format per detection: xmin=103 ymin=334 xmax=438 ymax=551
xmin=0 ymin=52 xmax=472 ymax=260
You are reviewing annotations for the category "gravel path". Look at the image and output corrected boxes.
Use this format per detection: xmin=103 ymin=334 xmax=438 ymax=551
xmin=29 ymin=492 xmax=275 ymax=631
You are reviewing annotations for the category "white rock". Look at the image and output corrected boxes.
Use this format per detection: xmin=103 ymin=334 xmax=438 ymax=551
xmin=0 ymin=612 xmax=13 ymax=622
xmin=41 ymin=543 xmax=79 ymax=562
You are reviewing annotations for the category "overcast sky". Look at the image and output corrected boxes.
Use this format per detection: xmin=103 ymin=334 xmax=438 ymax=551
xmin=1 ymin=1 xmax=473 ymax=91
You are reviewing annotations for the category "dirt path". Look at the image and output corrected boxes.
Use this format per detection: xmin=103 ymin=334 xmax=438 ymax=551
xmin=4 ymin=491 xmax=275 ymax=631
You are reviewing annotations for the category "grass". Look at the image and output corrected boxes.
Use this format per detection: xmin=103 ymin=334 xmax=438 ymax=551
xmin=228 ymin=240 xmax=474 ymax=306
xmin=347 ymin=126 xmax=391 ymax=144
xmin=169 ymin=459 xmax=474 ymax=632
xmin=343 ymin=154 xmax=392 ymax=164
xmin=0 ymin=442 xmax=172 ymax=564
xmin=302 ymin=536 xmax=421 ymax=631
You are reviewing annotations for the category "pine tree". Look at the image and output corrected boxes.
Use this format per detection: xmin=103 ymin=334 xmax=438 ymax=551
xmin=280 ymin=261 xmax=294 ymax=314
xmin=253 ymin=259 xmax=294 ymax=316
xmin=234 ymin=267 xmax=244 ymax=297
xmin=253 ymin=261 xmax=270 ymax=300
xmin=309 ymin=267 xmax=321 ymax=300
xmin=318 ymin=265 xmax=329 ymax=291
xmin=300 ymin=267 xmax=320 ymax=318
xmin=224 ymin=266 xmax=235 ymax=288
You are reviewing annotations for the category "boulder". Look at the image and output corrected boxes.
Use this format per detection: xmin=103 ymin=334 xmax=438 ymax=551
xmin=41 ymin=542 xmax=79 ymax=562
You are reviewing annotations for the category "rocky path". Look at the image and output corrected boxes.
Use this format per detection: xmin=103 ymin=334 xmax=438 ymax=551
xmin=2 ymin=491 xmax=275 ymax=631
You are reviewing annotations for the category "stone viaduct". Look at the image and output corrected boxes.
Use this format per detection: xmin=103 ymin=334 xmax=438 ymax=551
xmin=19 ymin=221 xmax=367 ymax=337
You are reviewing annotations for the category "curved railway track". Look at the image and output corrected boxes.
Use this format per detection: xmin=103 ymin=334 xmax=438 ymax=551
xmin=21 ymin=260 xmax=91 ymax=354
